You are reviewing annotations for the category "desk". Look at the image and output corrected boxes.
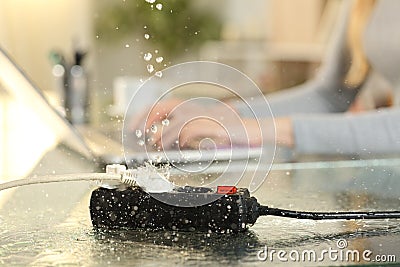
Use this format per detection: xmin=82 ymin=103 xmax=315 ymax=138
xmin=0 ymin=153 xmax=399 ymax=266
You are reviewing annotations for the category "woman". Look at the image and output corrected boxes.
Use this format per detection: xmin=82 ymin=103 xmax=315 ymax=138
xmin=132 ymin=0 xmax=400 ymax=156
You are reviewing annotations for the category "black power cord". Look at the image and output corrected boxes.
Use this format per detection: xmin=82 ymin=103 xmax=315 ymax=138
xmin=258 ymin=206 xmax=400 ymax=220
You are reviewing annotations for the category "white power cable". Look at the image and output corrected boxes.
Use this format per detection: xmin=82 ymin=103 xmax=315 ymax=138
xmin=0 ymin=173 xmax=122 ymax=192
xmin=0 ymin=164 xmax=170 ymax=192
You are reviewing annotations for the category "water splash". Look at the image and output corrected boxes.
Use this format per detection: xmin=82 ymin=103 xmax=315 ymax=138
xmin=156 ymin=56 xmax=164 ymax=63
xmin=154 ymin=155 xmax=163 ymax=163
xmin=150 ymin=124 xmax=158 ymax=133
xmin=143 ymin=52 xmax=152 ymax=61
xmin=155 ymin=71 xmax=163 ymax=78
xmin=162 ymin=119 xmax=170 ymax=126
xmin=147 ymin=64 xmax=154 ymax=73
xmin=130 ymin=161 xmax=173 ymax=192
xmin=156 ymin=3 xmax=163 ymax=10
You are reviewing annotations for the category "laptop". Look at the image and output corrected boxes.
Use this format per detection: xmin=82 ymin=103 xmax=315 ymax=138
xmin=76 ymin=122 xmax=267 ymax=168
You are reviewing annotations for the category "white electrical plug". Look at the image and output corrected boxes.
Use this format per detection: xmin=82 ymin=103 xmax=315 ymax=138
xmin=104 ymin=163 xmax=175 ymax=193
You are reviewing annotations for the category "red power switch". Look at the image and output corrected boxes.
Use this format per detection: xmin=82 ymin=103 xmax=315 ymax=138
xmin=217 ymin=186 xmax=237 ymax=194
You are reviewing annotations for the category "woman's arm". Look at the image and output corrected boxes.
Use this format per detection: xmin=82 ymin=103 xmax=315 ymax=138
xmin=236 ymin=1 xmax=357 ymax=117
xmin=292 ymin=108 xmax=400 ymax=155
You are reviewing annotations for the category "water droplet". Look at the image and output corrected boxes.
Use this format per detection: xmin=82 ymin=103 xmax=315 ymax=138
xmin=125 ymin=44 xmax=130 ymax=48
xmin=154 ymin=155 xmax=162 ymax=163
xmin=155 ymin=49 xmax=159 ymax=54
xmin=162 ymin=119 xmax=169 ymax=126
xmin=145 ymin=0 xmax=155 ymax=3
xmin=144 ymin=33 xmax=150 ymax=39
xmin=156 ymin=56 xmax=163 ymax=63
xmin=156 ymin=3 xmax=163 ymax=10
xmin=150 ymin=124 xmax=157 ymax=133
xmin=137 ymin=139 xmax=145 ymax=146
xmin=135 ymin=129 xmax=142 ymax=138
xmin=147 ymin=64 xmax=154 ymax=73
xmin=143 ymin=52 xmax=152 ymax=61
xmin=155 ymin=71 xmax=162 ymax=78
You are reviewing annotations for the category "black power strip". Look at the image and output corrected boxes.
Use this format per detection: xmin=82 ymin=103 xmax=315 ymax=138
xmin=89 ymin=186 xmax=400 ymax=233
xmin=90 ymin=186 xmax=259 ymax=233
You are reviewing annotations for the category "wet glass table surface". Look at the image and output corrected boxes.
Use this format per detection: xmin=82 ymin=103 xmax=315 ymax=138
xmin=0 ymin=155 xmax=400 ymax=266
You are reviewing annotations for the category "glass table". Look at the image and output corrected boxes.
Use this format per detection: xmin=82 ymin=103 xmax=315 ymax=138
xmin=0 ymin=156 xmax=399 ymax=266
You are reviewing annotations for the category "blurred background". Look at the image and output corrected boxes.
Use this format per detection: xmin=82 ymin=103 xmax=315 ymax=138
xmin=2 ymin=4 xmax=400 ymax=264
xmin=0 ymin=0 xmax=341 ymax=125
xmin=0 ymin=0 xmax=343 ymax=178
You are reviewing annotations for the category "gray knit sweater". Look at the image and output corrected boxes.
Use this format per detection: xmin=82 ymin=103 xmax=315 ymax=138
xmin=242 ymin=0 xmax=400 ymax=155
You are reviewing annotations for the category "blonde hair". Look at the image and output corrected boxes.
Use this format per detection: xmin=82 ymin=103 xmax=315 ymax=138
xmin=345 ymin=0 xmax=376 ymax=88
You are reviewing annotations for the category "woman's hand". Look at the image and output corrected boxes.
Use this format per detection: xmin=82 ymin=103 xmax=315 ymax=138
xmin=177 ymin=117 xmax=263 ymax=149
xmin=149 ymin=102 xmax=250 ymax=150
xmin=128 ymin=97 xmax=294 ymax=150
xmin=157 ymin=115 xmax=293 ymax=150
xmin=128 ymin=97 xmax=184 ymax=134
